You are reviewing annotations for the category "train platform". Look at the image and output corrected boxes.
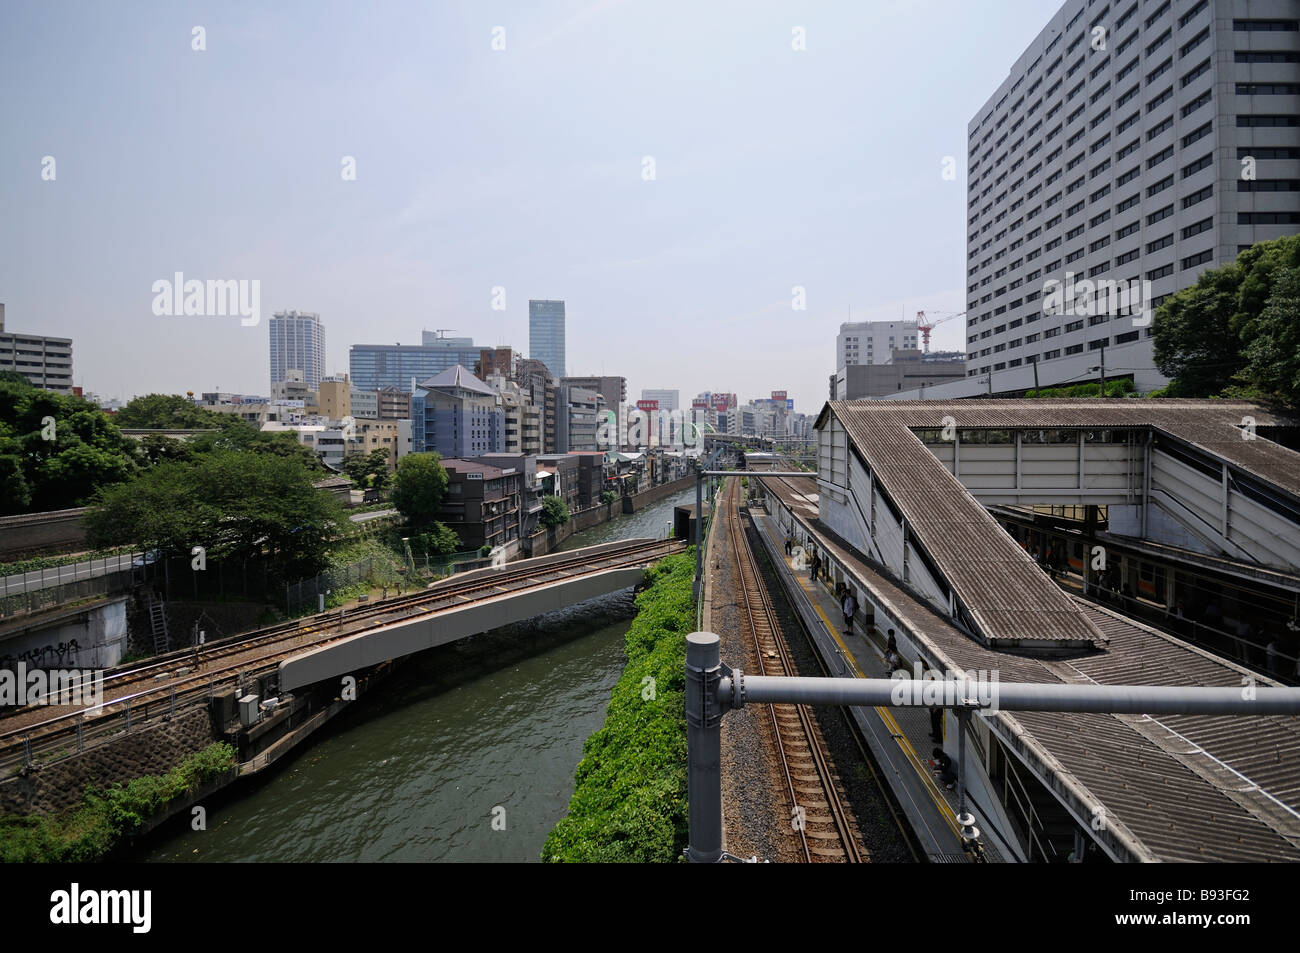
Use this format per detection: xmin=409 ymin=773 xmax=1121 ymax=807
xmin=755 ymin=473 xmax=1300 ymax=863
xmin=746 ymin=504 xmax=991 ymax=862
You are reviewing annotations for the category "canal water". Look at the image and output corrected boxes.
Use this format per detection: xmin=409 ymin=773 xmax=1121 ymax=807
xmin=139 ymin=486 xmax=696 ymax=863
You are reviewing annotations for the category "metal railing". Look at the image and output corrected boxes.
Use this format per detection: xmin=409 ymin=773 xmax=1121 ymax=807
xmin=0 ymin=566 xmax=141 ymax=620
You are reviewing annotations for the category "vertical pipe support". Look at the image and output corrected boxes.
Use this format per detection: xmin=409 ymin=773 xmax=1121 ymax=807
xmin=685 ymin=632 xmax=724 ymax=863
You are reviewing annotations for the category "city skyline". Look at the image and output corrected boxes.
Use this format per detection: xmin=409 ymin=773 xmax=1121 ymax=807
xmin=0 ymin=0 xmax=1072 ymax=411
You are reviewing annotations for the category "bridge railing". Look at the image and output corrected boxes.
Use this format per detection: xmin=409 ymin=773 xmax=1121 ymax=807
xmin=0 ymin=567 xmax=138 ymax=622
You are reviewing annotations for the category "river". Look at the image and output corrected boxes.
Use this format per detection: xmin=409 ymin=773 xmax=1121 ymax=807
xmin=139 ymin=486 xmax=696 ymax=862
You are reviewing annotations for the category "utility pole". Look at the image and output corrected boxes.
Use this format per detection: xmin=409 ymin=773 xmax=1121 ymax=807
xmin=1098 ymin=341 xmax=1107 ymax=396
xmin=986 ymin=373 xmax=993 ymax=397
xmin=1032 ymin=357 xmax=1040 ymax=395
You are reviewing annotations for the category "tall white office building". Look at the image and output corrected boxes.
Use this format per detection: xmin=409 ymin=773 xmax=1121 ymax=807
xmin=640 ymin=388 xmax=680 ymax=411
xmin=959 ymin=0 xmax=1299 ymax=397
xmin=269 ymin=311 xmax=326 ymax=391
xmin=835 ymin=320 xmax=919 ymax=369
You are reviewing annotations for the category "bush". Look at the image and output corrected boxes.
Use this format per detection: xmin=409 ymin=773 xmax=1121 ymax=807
xmin=599 ymin=490 xmax=619 ymax=506
xmin=542 ymin=552 xmax=695 ymax=862
xmin=1025 ymin=379 xmax=1135 ymax=399
xmin=0 ymin=742 xmax=237 ymax=862
xmin=540 ymin=495 xmax=570 ymax=528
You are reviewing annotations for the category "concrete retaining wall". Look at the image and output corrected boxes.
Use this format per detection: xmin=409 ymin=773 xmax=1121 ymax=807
xmin=0 ymin=707 xmax=217 ymax=816
xmin=523 ymin=476 xmax=694 ymax=557
xmin=0 ymin=508 xmax=89 ymax=559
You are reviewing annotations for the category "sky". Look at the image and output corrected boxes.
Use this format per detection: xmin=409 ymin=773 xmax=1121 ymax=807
xmin=0 ymin=0 xmax=1068 ymax=413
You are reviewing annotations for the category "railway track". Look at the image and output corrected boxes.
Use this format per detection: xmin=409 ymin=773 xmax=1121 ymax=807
xmin=724 ymin=477 xmax=865 ymax=863
xmin=0 ymin=537 xmax=683 ymax=772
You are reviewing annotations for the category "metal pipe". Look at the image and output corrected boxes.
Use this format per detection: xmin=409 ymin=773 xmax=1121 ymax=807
xmin=720 ymin=674 xmax=1300 ymax=716
xmin=685 ymin=632 xmax=724 ymax=863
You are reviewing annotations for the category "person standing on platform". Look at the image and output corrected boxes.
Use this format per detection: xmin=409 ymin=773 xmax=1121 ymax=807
xmin=842 ymin=590 xmax=857 ymax=635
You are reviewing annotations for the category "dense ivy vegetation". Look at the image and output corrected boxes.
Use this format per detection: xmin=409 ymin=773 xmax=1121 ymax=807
xmin=542 ymin=552 xmax=693 ymax=862
xmin=0 ymin=742 xmax=237 ymax=862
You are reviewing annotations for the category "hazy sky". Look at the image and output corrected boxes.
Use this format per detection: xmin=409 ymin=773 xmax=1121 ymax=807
xmin=1 ymin=0 xmax=1065 ymax=412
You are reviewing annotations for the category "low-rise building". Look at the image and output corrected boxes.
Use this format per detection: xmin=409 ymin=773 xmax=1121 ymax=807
xmin=833 ymin=349 xmax=967 ymax=399
xmin=438 ymin=458 xmax=523 ymax=551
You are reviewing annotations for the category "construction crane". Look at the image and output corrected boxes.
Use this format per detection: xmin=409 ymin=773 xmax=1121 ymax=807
xmin=915 ymin=310 xmax=968 ymax=353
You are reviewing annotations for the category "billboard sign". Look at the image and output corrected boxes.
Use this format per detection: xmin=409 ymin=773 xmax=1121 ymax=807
xmin=636 ymin=399 xmax=659 ymax=413
xmin=771 ymin=390 xmax=787 ymax=402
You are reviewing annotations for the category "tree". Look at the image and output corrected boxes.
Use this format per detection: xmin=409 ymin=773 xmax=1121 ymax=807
xmin=186 ymin=416 xmax=325 ymax=471
xmin=1153 ymin=235 xmax=1300 ymax=402
xmin=84 ymin=451 xmax=346 ymax=579
xmin=1237 ymin=266 xmax=1300 ymax=408
xmin=342 ymin=448 xmax=392 ymax=491
xmin=391 ymin=453 xmax=449 ymax=527
xmin=0 ymin=378 xmax=140 ymax=512
xmin=540 ymin=495 xmax=570 ymax=528
xmin=114 ymin=394 xmax=226 ymax=430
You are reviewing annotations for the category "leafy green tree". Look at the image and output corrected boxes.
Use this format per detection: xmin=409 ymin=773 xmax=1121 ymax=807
xmin=1237 ymin=266 xmax=1300 ymax=408
xmin=137 ymin=433 xmax=194 ymax=466
xmin=185 ymin=416 xmax=325 ymax=471
xmin=1153 ymin=235 xmax=1300 ymax=401
xmin=342 ymin=448 xmax=392 ymax=491
xmin=0 ymin=455 xmax=30 ymax=514
xmin=391 ymin=452 xmax=449 ymax=527
xmin=407 ymin=522 xmax=462 ymax=556
xmin=114 ymin=394 xmax=226 ymax=430
xmin=84 ymin=451 xmax=346 ymax=578
xmin=0 ymin=378 xmax=140 ymax=512
xmin=540 ymin=495 xmax=570 ymax=528
xmin=599 ymin=489 xmax=619 ymax=506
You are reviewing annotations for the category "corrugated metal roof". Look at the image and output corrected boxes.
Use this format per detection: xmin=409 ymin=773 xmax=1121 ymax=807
xmin=822 ymin=399 xmax=1300 ymax=650
xmin=761 ymin=475 xmax=1300 ymax=862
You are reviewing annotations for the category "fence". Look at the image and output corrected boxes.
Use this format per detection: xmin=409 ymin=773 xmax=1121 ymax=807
xmin=0 ymin=567 xmax=139 ymax=621
xmin=281 ymin=549 xmax=496 ymax=615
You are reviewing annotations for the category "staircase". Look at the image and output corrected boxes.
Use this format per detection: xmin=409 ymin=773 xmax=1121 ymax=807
xmin=146 ymin=593 xmax=169 ymax=655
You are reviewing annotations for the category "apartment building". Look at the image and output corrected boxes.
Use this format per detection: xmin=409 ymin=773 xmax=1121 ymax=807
xmin=954 ymin=0 xmax=1299 ymax=398
xmin=0 ymin=304 xmax=74 ymax=393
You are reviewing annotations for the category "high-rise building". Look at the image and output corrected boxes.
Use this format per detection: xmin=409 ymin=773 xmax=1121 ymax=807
xmin=0 ymin=304 xmax=74 ymax=393
xmin=958 ymin=0 xmax=1300 ymax=397
xmin=269 ymin=311 xmax=325 ymax=391
xmin=640 ymin=389 xmax=680 ymax=411
xmin=350 ymin=332 xmax=482 ymax=392
xmin=529 ymin=299 xmax=566 ymax=379
xmin=561 ymin=376 xmax=625 ymax=416
xmin=836 ymin=320 xmax=919 ymax=369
